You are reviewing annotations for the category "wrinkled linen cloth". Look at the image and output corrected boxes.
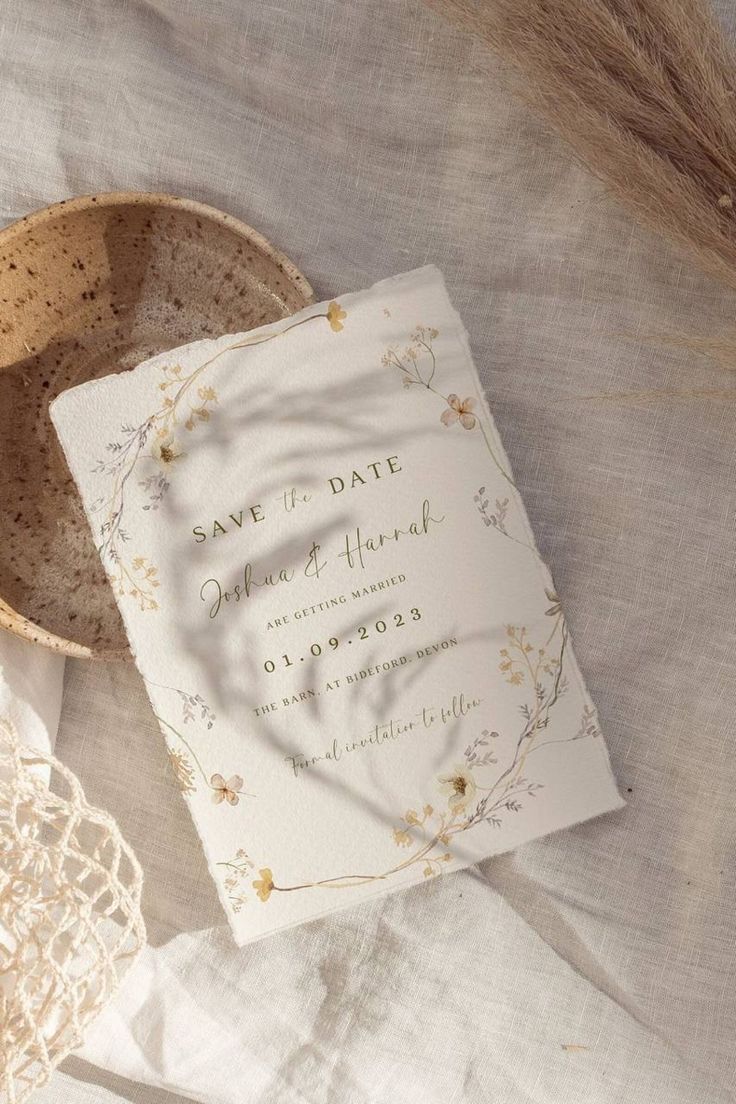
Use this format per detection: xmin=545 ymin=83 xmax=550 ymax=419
xmin=0 ymin=632 xmax=63 ymax=757
xmin=1 ymin=1 xmax=735 ymax=1102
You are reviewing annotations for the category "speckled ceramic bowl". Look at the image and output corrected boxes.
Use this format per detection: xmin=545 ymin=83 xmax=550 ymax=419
xmin=0 ymin=193 xmax=314 ymax=659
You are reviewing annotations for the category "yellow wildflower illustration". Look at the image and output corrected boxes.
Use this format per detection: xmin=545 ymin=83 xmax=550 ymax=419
xmin=327 ymin=301 xmax=347 ymax=332
xmin=253 ymin=868 xmax=275 ymax=902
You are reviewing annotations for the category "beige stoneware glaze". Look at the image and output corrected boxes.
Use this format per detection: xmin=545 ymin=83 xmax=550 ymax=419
xmin=0 ymin=193 xmax=313 ymax=659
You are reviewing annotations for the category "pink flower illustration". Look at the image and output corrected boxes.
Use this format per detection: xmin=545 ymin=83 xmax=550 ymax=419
xmin=210 ymin=773 xmax=244 ymax=805
xmin=441 ymin=394 xmax=476 ymax=430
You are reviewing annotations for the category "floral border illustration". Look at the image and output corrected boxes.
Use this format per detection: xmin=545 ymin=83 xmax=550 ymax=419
xmin=240 ymin=616 xmax=577 ymax=906
xmin=90 ymin=302 xmax=347 ymax=610
xmin=216 ymin=321 xmax=602 ymax=911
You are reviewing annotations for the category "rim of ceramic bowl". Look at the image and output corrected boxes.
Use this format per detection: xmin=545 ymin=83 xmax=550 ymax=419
xmin=0 ymin=191 xmax=315 ymax=660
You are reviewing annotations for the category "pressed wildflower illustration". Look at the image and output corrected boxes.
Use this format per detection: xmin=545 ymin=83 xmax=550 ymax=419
xmin=441 ymin=394 xmax=477 ymax=430
xmin=151 ymin=435 xmax=184 ymax=468
xmin=210 ymin=773 xmax=248 ymax=806
xmin=90 ymin=304 xmax=347 ymax=611
xmin=382 ymin=326 xmax=516 ymax=487
xmin=166 ymin=747 xmax=196 ymax=795
xmin=498 ymin=624 xmax=562 ymax=687
xmin=327 ymin=301 xmax=347 ymax=331
xmin=252 ymin=868 xmax=275 ymax=902
xmin=382 ymin=325 xmax=443 ymax=398
xmin=437 ymin=763 xmax=478 ymax=812
xmin=146 ymin=680 xmax=254 ymax=808
xmin=216 ymin=849 xmax=255 ymax=913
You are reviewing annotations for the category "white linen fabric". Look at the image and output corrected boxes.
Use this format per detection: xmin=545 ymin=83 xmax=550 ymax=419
xmin=1 ymin=1 xmax=734 ymax=1102
xmin=0 ymin=632 xmax=63 ymax=757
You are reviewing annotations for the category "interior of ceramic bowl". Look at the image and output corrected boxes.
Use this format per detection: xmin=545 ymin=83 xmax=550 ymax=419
xmin=0 ymin=193 xmax=313 ymax=658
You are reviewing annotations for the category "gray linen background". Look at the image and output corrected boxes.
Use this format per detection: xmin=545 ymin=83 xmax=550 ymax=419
xmin=1 ymin=1 xmax=734 ymax=1101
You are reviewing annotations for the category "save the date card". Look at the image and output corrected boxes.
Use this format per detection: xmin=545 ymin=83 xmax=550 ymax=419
xmin=51 ymin=266 xmax=623 ymax=944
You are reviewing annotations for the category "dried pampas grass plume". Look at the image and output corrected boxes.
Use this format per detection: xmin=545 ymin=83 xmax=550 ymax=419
xmin=425 ymin=0 xmax=736 ymax=401
xmin=425 ymin=0 xmax=736 ymax=294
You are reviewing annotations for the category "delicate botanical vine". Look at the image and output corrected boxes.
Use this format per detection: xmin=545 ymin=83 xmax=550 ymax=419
xmin=216 ymin=849 xmax=255 ymax=913
xmin=148 ymin=680 xmax=255 ymax=808
xmin=499 ymin=622 xmax=562 ymax=687
xmin=382 ymin=325 xmax=516 ymax=488
xmin=90 ymin=302 xmax=347 ymax=611
xmin=474 ymin=488 xmax=539 ymax=558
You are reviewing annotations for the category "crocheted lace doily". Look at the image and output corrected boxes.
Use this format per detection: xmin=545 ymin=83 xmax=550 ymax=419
xmin=0 ymin=717 xmax=146 ymax=1103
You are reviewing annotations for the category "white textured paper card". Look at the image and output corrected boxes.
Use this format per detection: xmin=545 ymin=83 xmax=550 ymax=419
xmin=51 ymin=266 xmax=623 ymax=944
